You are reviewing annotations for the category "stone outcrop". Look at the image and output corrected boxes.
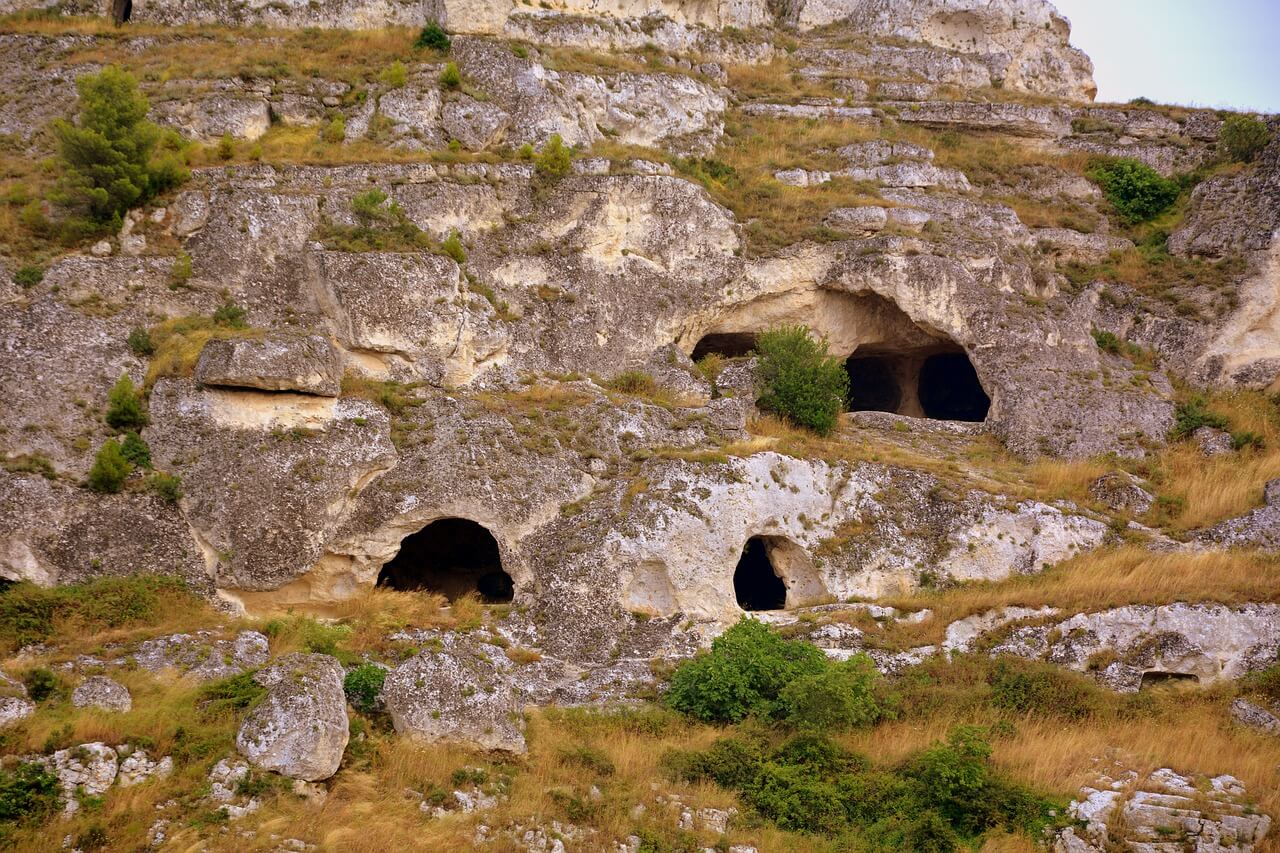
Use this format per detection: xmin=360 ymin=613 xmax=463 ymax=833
xmin=195 ymin=335 xmax=343 ymax=397
xmin=1196 ymin=479 xmax=1280 ymax=552
xmin=71 ymin=676 xmax=133 ymax=713
xmin=0 ymin=673 xmax=36 ymax=728
xmin=236 ymin=653 xmax=349 ymax=781
xmin=133 ymin=630 xmax=270 ymax=680
xmin=1054 ymin=764 xmax=1271 ymax=852
xmin=382 ymin=635 xmax=527 ymax=753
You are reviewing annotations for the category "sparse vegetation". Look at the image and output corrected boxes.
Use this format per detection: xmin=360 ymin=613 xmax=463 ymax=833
xmin=535 ymin=133 xmax=572 ymax=178
xmin=1218 ymin=114 xmax=1271 ymax=164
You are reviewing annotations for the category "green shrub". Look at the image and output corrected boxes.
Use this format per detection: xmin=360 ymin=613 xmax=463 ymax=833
xmin=663 ymin=734 xmax=768 ymax=789
xmin=126 ymin=326 xmax=154 ymax=357
xmin=987 ymin=658 xmax=1099 ymax=720
xmin=216 ymin=133 xmax=235 ymax=161
xmin=352 ymin=188 xmax=392 ymax=223
xmin=301 ymin=620 xmax=353 ymax=659
xmin=1219 ymin=114 xmax=1271 ymax=163
xmin=1086 ymin=158 xmax=1180 ymax=224
xmin=557 ymin=744 xmax=616 ymax=776
xmin=212 ymin=301 xmax=247 ymax=328
xmin=0 ymin=763 xmax=61 ymax=824
xmin=534 ymin=134 xmax=572 ymax=178
xmin=322 ymin=116 xmax=346 ymax=144
xmin=13 ymin=266 xmax=42 ymax=288
xmin=147 ymin=472 xmax=182 ymax=503
xmin=1232 ymin=430 xmax=1265 ymax=451
xmin=22 ymin=667 xmax=60 ymax=703
xmin=440 ymin=62 xmax=462 ymax=89
xmin=105 ymin=373 xmax=146 ymax=431
xmin=87 ymin=439 xmax=131 ymax=493
xmin=780 ymin=654 xmax=886 ymax=731
xmin=1172 ymin=395 xmax=1229 ymax=439
xmin=441 ymin=231 xmax=466 ymax=264
xmin=120 ymin=431 xmax=151 ymax=469
xmin=379 ymin=60 xmax=408 ymax=88
xmin=666 ymin=618 xmax=827 ymax=723
xmin=414 ymin=22 xmax=451 ymax=52
xmin=170 ymin=252 xmax=192 ymax=288
xmin=199 ymin=671 xmax=266 ymax=717
xmin=754 ymin=325 xmax=849 ymax=436
xmin=0 ymin=576 xmax=190 ymax=651
xmin=50 ymin=66 xmax=187 ymax=225
xmin=747 ymin=762 xmax=846 ymax=834
xmin=1090 ymin=328 xmax=1121 ymax=353
xmin=343 ymin=663 xmax=387 ymax=714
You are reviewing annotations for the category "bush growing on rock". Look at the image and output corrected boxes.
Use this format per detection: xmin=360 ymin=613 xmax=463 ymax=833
xmin=120 ymin=431 xmax=151 ymax=469
xmin=439 ymin=62 xmax=462 ymax=89
xmin=1172 ymin=395 xmax=1230 ymax=439
xmin=147 ymin=472 xmax=182 ymax=503
xmin=666 ymin=618 xmax=828 ymax=723
xmin=126 ymin=326 xmax=154 ymax=357
xmin=414 ymin=23 xmax=450 ymax=52
xmin=535 ymin=134 xmax=572 ymax=178
xmin=50 ymin=66 xmax=187 ymax=228
xmin=1086 ymin=157 xmax=1180 ymax=224
xmin=1218 ymin=114 xmax=1271 ymax=163
xmin=379 ymin=61 xmax=407 ymax=89
xmin=343 ymin=663 xmax=386 ymax=714
xmin=441 ymin=231 xmax=466 ymax=264
xmin=13 ymin=266 xmax=42 ymax=288
xmin=987 ymin=658 xmax=1101 ymax=720
xmin=105 ymin=374 xmax=146 ymax=431
xmin=22 ymin=667 xmax=60 ymax=703
xmin=0 ymin=763 xmax=61 ymax=826
xmin=87 ymin=438 xmax=131 ymax=493
xmin=754 ymin=325 xmax=849 ymax=436
xmin=212 ymin=301 xmax=247 ymax=329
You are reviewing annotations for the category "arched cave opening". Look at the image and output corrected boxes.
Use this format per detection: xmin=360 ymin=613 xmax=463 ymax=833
xmin=377 ymin=518 xmax=514 ymax=604
xmin=691 ymin=332 xmax=758 ymax=361
xmin=846 ymin=355 xmax=903 ymax=413
xmin=918 ymin=352 xmax=990 ymax=422
xmin=111 ymin=0 xmax=132 ymax=24
xmin=733 ymin=537 xmax=786 ymax=612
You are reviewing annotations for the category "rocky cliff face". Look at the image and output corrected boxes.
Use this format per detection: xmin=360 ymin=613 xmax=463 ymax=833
xmin=0 ymin=0 xmax=1277 ymax=674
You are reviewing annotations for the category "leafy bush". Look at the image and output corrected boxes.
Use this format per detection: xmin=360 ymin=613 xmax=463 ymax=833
xmin=120 ymin=431 xmax=151 ymax=469
xmin=1219 ymin=114 xmax=1271 ymax=163
xmin=379 ymin=61 xmax=407 ymax=88
xmin=105 ymin=373 xmax=146 ymax=431
xmin=987 ymin=658 xmax=1100 ymax=720
xmin=0 ymin=576 xmax=190 ymax=650
xmin=343 ymin=663 xmax=386 ymax=714
xmin=747 ymin=761 xmax=847 ymax=834
xmin=1086 ymin=158 xmax=1180 ymax=224
xmin=87 ymin=439 xmax=131 ymax=493
xmin=439 ymin=62 xmax=462 ymax=89
xmin=22 ymin=667 xmax=60 ymax=703
xmin=1172 ymin=395 xmax=1229 ymax=439
xmin=414 ymin=23 xmax=451 ymax=52
xmin=216 ymin=133 xmax=235 ymax=161
xmin=13 ymin=266 xmax=42 ymax=288
xmin=322 ymin=115 xmax=346 ymax=144
xmin=441 ymin=231 xmax=466 ymax=264
xmin=779 ymin=654 xmax=887 ymax=730
xmin=147 ymin=472 xmax=182 ymax=503
xmin=352 ymin=189 xmax=392 ymax=223
xmin=127 ymin=326 xmax=154 ymax=356
xmin=754 ymin=325 xmax=849 ymax=436
xmin=0 ymin=763 xmax=61 ymax=824
xmin=1232 ymin=430 xmax=1265 ymax=451
xmin=212 ymin=301 xmax=247 ymax=328
xmin=535 ymin=134 xmax=572 ymax=178
xmin=666 ymin=618 xmax=827 ymax=723
xmin=50 ymin=66 xmax=187 ymax=225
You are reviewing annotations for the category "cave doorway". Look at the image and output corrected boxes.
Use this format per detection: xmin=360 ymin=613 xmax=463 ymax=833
xmin=111 ymin=0 xmax=131 ymax=24
xmin=733 ymin=537 xmax=786 ymax=611
xmin=691 ymin=332 xmax=757 ymax=361
xmin=845 ymin=355 xmax=903 ymax=413
xmin=1138 ymin=671 xmax=1200 ymax=691
xmin=918 ymin=352 xmax=990 ymax=422
xmin=377 ymin=518 xmax=513 ymax=603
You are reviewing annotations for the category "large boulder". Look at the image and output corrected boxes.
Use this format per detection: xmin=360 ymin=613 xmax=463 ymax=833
xmin=382 ymin=636 xmax=526 ymax=753
xmin=72 ymin=676 xmax=133 ymax=713
xmin=236 ymin=653 xmax=349 ymax=781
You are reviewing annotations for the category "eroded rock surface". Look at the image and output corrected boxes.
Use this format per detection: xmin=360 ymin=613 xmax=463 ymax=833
xmin=236 ymin=653 xmax=349 ymax=781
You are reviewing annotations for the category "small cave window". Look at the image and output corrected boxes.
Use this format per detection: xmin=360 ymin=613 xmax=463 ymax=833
xmin=1139 ymin=671 xmax=1200 ymax=691
xmin=377 ymin=518 xmax=513 ymax=603
xmin=733 ymin=537 xmax=786 ymax=612
xmin=918 ymin=352 xmax=990 ymax=422
xmin=691 ymin=332 xmax=758 ymax=361
xmin=112 ymin=0 xmax=132 ymax=23
xmin=846 ymin=355 xmax=903 ymax=413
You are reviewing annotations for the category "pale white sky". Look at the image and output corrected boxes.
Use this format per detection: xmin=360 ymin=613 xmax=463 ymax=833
xmin=1053 ymin=0 xmax=1280 ymax=112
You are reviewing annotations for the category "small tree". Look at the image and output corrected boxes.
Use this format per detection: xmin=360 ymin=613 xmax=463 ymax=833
xmin=1219 ymin=114 xmax=1271 ymax=163
xmin=534 ymin=134 xmax=572 ymax=178
xmin=414 ymin=22 xmax=451 ymax=52
xmin=754 ymin=325 xmax=849 ymax=436
xmin=120 ymin=431 xmax=151 ymax=469
xmin=105 ymin=374 xmax=147 ymax=431
xmin=50 ymin=66 xmax=187 ymax=225
xmin=87 ymin=439 xmax=131 ymax=493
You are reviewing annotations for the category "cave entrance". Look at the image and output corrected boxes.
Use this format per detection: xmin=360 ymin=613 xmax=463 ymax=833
xmin=845 ymin=346 xmax=989 ymax=422
xmin=1139 ymin=671 xmax=1200 ymax=691
xmin=111 ymin=0 xmax=132 ymax=24
xmin=691 ymin=332 xmax=757 ymax=361
xmin=377 ymin=518 xmax=513 ymax=604
xmin=734 ymin=537 xmax=786 ymax=611
xmin=918 ymin=352 xmax=990 ymax=422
